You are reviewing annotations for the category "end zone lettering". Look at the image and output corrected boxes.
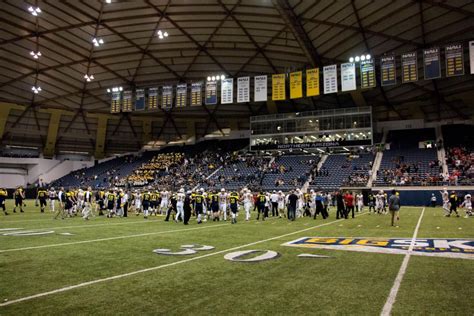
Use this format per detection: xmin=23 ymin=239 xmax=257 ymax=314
xmin=282 ymin=237 xmax=474 ymax=260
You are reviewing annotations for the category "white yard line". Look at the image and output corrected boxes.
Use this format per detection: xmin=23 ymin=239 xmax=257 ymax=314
xmin=0 ymin=224 xmax=228 ymax=253
xmin=0 ymin=219 xmax=161 ymax=231
xmin=380 ymin=207 xmax=425 ymax=316
xmin=0 ymin=212 xmax=367 ymax=307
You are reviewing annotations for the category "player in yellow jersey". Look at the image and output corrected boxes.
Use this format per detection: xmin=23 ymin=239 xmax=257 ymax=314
xmin=0 ymin=187 xmax=8 ymax=215
xmin=229 ymin=191 xmax=239 ymax=224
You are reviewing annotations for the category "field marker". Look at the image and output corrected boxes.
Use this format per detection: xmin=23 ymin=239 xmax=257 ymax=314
xmin=0 ymin=224 xmax=228 ymax=253
xmin=0 ymin=213 xmax=367 ymax=306
xmin=381 ymin=208 xmax=425 ymax=316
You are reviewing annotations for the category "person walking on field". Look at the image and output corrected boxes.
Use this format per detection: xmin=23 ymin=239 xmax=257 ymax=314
xmin=388 ymin=189 xmax=401 ymax=227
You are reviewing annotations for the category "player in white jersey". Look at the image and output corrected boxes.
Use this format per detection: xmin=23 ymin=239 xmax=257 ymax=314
xmin=175 ymin=188 xmax=186 ymax=222
xmin=440 ymin=188 xmax=450 ymax=216
xmin=218 ymin=188 xmax=228 ymax=221
xmin=308 ymin=189 xmax=316 ymax=217
xmin=277 ymin=191 xmax=286 ymax=218
xmin=48 ymin=187 xmax=57 ymax=212
xmin=461 ymin=194 xmax=472 ymax=218
xmin=160 ymin=189 xmax=170 ymax=215
xmin=296 ymin=189 xmax=304 ymax=217
xmin=201 ymin=189 xmax=208 ymax=221
xmin=77 ymin=189 xmax=85 ymax=212
xmin=375 ymin=191 xmax=385 ymax=214
xmin=241 ymin=188 xmax=253 ymax=221
xmin=82 ymin=187 xmax=93 ymax=220
xmin=132 ymin=191 xmax=141 ymax=215
xmin=356 ymin=193 xmax=364 ymax=212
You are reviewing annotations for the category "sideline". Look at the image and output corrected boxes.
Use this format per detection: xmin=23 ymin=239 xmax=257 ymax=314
xmin=0 ymin=212 xmax=367 ymax=306
xmin=380 ymin=207 xmax=425 ymax=316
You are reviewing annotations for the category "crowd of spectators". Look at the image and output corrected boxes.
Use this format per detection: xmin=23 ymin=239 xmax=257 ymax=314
xmin=377 ymin=156 xmax=444 ymax=186
xmin=445 ymin=147 xmax=473 ymax=185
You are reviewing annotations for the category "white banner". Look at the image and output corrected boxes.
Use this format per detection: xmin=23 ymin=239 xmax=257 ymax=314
xmin=221 ymin=78 xmax=233 ymax=104
xmin=340 ymin=62 xmax=356 ymax=91
xmin=470 ymin=41 xmax=474 ymax=74
xmin=237 ymin=77 xmax=250 ymax=103
xmin=323 ymin=64 xmax=338 ymax=94
xmin=254 ymin=75 xmax=267 ymax=102
xmin=176 ymin=83 xmax=187 ymax=107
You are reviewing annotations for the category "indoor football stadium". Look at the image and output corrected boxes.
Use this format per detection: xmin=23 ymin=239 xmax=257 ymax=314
xmin=0 ymin=0 xmax=473 ymax=315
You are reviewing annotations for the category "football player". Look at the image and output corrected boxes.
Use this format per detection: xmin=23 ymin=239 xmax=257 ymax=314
xmin=13 ymin=186 xmax=25 ymax=213
xmin=36 ymin=187 xmax=48 ymax=213
xmin=461 ymin=194 xmax=472 ymax=218
xmin=175 ymin=188 xmax=186 ymax=222
xmin=218 ymin=188 xmax=228 ymax=221
xmin=229 ymin=190 xmax=239 ymax=224
xmin=0 ymin=187 xmax=8 ymax=215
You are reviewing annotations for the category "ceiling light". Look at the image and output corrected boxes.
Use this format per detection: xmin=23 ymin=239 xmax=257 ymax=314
xmin=107 ymin=88 xmax=111 ymax=93
xmin=360 ymin=55 xmax=366 ymax=61
xmin=355 ymin=56 xmax=360 ymax=62
xmin=164 ymin=32 xmax=168 ymax=37
xmin=28 ymin=6 xmax=41 ymax=16
xmin=220 ymin=75 xmax=225 ymax=80
xmin=92 ymin=38 xmax=104 ymax=47
xmin=84 ymin=74 xmax=95 ymax=82
xmin=31 ymin=86 xmax=42 ymax=94
xmin=349 ymin=57 xmax=354 ymax=63
xmin=366 ymin=54 xmax=371 ymax=60
xmin=105 ymin=0 xmax=112 ymax=3
xmin=157 ymin=30 xmax=168 ymax=39
xmin=211 ymin=76 xmax=216 ymax=81
xmin=207 ymin=76 xmax=211 ymax=81
xmin=30 ymin=51 xmax=41 ymax=59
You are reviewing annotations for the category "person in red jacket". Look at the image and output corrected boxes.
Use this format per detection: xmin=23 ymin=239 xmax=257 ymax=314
xmin=344 ymin=191 xmax=355 ymax=218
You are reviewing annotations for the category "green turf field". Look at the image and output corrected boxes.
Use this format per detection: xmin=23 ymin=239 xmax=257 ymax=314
xmin=0 ymin=200 xmax=472 ymax=315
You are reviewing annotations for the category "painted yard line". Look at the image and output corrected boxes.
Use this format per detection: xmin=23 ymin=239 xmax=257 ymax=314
xmin=0 ymin=215 xmax=165 ymax=224
xmin=0 ymin=219 xmax=162 ymax=231
xmin=380 ymin=207 xmax=425 ymax=316
xmin=0 ymin=212 xmax=367 ymax=307
xmin=0 ymin=224 xmax=228 ymax=253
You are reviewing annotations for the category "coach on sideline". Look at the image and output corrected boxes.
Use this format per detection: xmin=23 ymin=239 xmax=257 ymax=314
xmin=388 ymin=189 xmax=401 ymax=226
xmin=287 ymin=190 xmax=298 ymax=221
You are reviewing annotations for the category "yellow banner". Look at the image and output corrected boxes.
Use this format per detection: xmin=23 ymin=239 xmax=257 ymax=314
xmin=272 ymin=74 xmax=286 ymax=101
xmin=306 ymin=68 xmax=320 ymax=97
xmin=290 ymin=71 xmax=303 ymax=99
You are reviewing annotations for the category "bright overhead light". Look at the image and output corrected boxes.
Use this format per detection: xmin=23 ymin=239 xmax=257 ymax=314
xmin=220 ymin=75 xmax=225 ymax=80
xmin=164 ymin=31 xmax=168 ymax=37
xmin=30 ymin=51 xmax=41 ymax=59
xmin=107 ymin=88 xmax=111 ymax=93
xmin=349 ymin=57 xmax=354 ymax=63
xmin=366 ymin=54 xmax=371 ymax=60
xmin=215 ymin=76 xmax=220 ymax=81
xmin=31 ymin=86 xmax=42 ymax=94
xmin=28 ymin=6 xmax=41 ymax=16
xmin=84 ymin=74 xmax=95 ymax=82
xmin=207 ymin=76 xmax=211 ymax=81
xmin=119 ymin=86 xmax=123 ymax=91
xmin=360 ymin=55 xmax=366 ymax=61
xmin=355 ymin=56 xmax=360 ymax=62
xmin=157 ymin=30 xmax=168 ymax=39
xmin=105 ymin=0 xmax=112 ymax=3
xmin=92 ymin=38 xmax=104 ymax=47
xmin=211 ymin=76 xmax=216 ymax=81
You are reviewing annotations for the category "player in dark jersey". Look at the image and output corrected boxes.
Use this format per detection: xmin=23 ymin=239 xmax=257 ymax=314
xmin=142 ymin=189 xmax=151 ymax=219
xmin=256 ymin=191 xmax=267 ymax=221
xmin=193 ymin=189 xmax=206 ymax=224
xmin=229 ymin=191 xmax=239 ymax=224
xmin=105 ymin=189 xmax=116 ymax=218
xmin=0 ymin=187 xmax=8 ymax=215
xmin=210 ymin=190 xmax=220 ymax=221
xmin=37 ymin=187 xmax=48 ymax=213
xmin=13 ymin=186 xmax=25 ymax=213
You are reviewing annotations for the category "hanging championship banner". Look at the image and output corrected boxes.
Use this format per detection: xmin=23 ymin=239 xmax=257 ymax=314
xmin=423 ymin=47 xmax=441 ymax=80
xmin=122 ymin=90 xmax=133 ymax=112
xmin=205 ymin=81 xmax=217 ymax=105
xmin=401 ymin=51 xmax=418 ymax=83
xmin=272 ymin=74 xmax=286 ymax=100
xmin=360 ymin=59 xmax=376 ymax=89
xmin=323 ymin=64 xmax=338 ymax=94
xmin=341 ymin=63 xmax=356 ymax=91
xmin=289 ymin=71 xmax=303 ymax=99
xmin=254 ymin=75 xmax=267 ymax=102
xmin=110 ymin=91 xmax=121 ymax=113
xmin=191 ymin=82 xmax=202 ymax=106
xmin=445 ymin=43 xmax=464 ymax=77
xmin=380 ymin=55 xmax=397 ymax=86
xmin=221 ymin=78 xmax=234 ymax=104
xmin=237 ymin=77 xmax=250 ymax=103
xmin=134 ymin=89 xmax=145 ymax=111
xmin=176 ymin=84 xmax=187 ymax=108
xmin=161 ymin=85 xmax=173 ymax=109
xmin=148 ymin=87 xmax=159 ymax=110
xmin=306 ymin=68 xmax=319 ymax=97
xmin=469 ymin=41 xmax=474 ymax=74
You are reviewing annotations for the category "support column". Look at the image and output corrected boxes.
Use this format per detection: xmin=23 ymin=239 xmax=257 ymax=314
xmin=0 ymin=102 xmax=24 ymax=138
xmin=42 ymin=109 xmax=67 ymax=158
xmin=87 ymin=114 xmax=111 ymax=160
xmin=186 ymin=120 xmax=196 ymax=143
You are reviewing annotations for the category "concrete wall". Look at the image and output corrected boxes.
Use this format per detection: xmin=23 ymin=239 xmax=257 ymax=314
xmin=0 ymin=157 xmax=93 ymax=188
